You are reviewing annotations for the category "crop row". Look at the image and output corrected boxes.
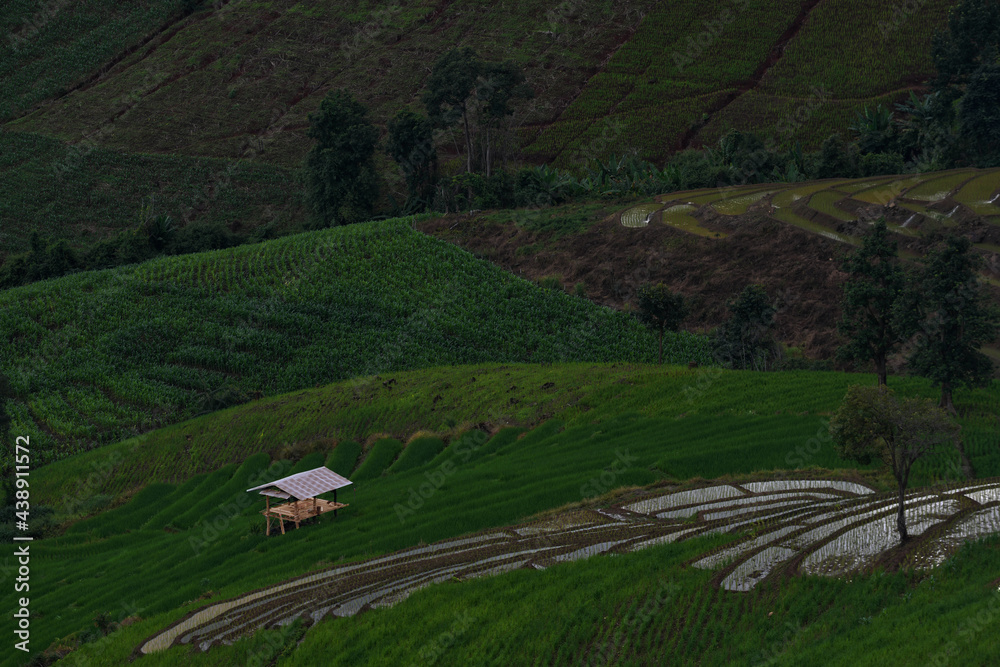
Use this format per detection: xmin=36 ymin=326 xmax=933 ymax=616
xmin=1 ymin=218 xmax=715 ymax=464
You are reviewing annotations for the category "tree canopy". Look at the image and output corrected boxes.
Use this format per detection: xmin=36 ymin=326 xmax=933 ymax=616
xmin=837 ymin=219 xmax=906 ymax=386
xmin=304 ymin=89 xmax=380 ymax=227
xmin=635 ymin=283 xmax=687 ymax=365
xmin=830 ymin=385 xmax=960 ymax=541
xmin=386 ymin=110 xmax=438 ymax=210
xmin=712 ymin=285 xmax=781 ymax=371
xmin=898 ymin=235 xmax=999 ymax=412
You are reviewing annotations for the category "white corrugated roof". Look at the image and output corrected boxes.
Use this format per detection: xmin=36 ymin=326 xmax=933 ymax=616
xmin=247 ymin=467 xmax=352 ymax=499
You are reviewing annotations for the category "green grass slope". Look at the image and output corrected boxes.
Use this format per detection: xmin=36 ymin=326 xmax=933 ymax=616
xmin=30 ymin=363 xmax=1000 ymax=512
xmin=10 ymin=363 xmax=999 ymax=666
xmin=4 ymin=0 xmax=953 ymax=168
xmin=277 ymin=535 xmax=1000 ymax=667
xmin=0 ymin=218 xmax=712 ymax=466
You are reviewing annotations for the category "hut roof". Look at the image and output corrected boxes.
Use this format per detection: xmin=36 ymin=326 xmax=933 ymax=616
xmin=246 ymin=467 xmax=352 ymax=500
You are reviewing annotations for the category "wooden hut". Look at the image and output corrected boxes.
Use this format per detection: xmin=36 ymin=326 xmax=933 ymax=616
xmin=246 ymin=467 xmax=352 ymax=536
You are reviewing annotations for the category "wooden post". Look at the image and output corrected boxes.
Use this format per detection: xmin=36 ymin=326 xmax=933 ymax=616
xmin=265 ymin=496 xmax=271 ymax=536
xmin=334 ymin=489 xmax=338 ymax=517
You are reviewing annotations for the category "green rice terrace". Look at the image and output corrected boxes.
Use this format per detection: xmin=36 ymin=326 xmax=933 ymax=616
xmin=618 ymin=168 xmax=1000 ymax=256
xmin=7 ymin=364 xmax=1000 ymax=666
xmin=6 ymin=0 xmax=1000 ymax=664
xmin=0 ymin=217 xmax=712 ymax=467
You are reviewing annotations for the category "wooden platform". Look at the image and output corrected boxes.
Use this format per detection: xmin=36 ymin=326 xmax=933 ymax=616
xmin=261 ymin=498 xmax=347 ymax=535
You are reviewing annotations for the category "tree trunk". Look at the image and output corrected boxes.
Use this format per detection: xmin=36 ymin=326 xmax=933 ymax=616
xmin=875 ymin=355 xmax=887 ymax=389
xmin=462 ymin=103 xmax=472 ymax=175
xmin=485 ymin=127 xmax=492 ymax=179
xmin=658 ymin=327 xmax=663 ymax=365
xmin=896 ymin=481 xmax=908 ymax=543
xmin=940 ymin=380 xmax=956 ymax=415
xmin=955 ymin=437 xmax=976 ymax=481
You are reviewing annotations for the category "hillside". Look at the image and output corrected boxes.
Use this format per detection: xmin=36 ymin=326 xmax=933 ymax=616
xmin=3 ymin=0 xmax=951 ymax=169
xmin=13 ymin=364 xmax=1000 ymax=666
xmin=0 ymin=217 xmax=712 ymax=466
xmin=0 ymin=130 xmax=304 ymax=256
xmin=421 ymin=170 xmax=1000 ymax=360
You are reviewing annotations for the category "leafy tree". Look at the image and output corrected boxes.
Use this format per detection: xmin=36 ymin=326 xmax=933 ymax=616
xmin=894 ymin=90 xmax=958 ymax=167
xmin=304 ymin=89 xmax=379 ymax=227
xmin=635 ymin=283 xmax=687 ymax=365
xmin=837 ymin=219 xmax=906 ymax=387
xmin=814 ymin=133 xmax=859 ymax=179
xmin=850 ymin=104 xmax=898 ymax=155
xmin=423 ymin=48 xmax=482 ymax=174
xmin=830 ymin=386 xmax=960 ymax=542
xmin=712 ymin=285 xmax=781 ymax=371
xmin=898 ymin=235 xmax=999 ymax=413
xmin=931 ymin=0 xmax=1000 ymax=98
xmin=386 ymin=110 xmax=438 ymax=209
xmin=958 ymin=62 xmax=1000 ymax=166
xmin=422 ymin=48 xmax=532 ymax=176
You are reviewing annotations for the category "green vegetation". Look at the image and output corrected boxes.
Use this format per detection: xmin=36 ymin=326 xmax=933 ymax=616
xmin=0 ymin=218 xmax=712 ymax=466
xmin=635 ymin=283 xmax=688 ymax=365
xmin=350 ymin=438 xmax=403 ymax=481
xmin=0 ymin=0 xmax=192 ymax=120
xmin=304 ymin=90 xmax=380 ymax=227
xmin=30 ymin=363 xmax=1000 ymax=513
xmin=13 ymin=362 xmax=999 ymax=665
xmin=831 ymin=385 xmax=962 ymax=541
xmin=837 ymin=220 xmax=906 ymax=387
xmin=712 ymin=285 xmax=781 ymax=372
xmin=0 ymin=131 xmax=304 ymax=259
xmin=899 ymin=235 xmax=1000 ymax=411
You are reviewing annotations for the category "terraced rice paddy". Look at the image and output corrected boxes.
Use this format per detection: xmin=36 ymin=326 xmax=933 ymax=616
xmin=616 ymin=170 xmax=1000 ymax=261
xmin=620 ymin=203 xmax=662 ymax=227
xmin=139 ymin=478 xmax=1000 ymax=653
xmin=711 ymin=190 xmax=777 ymax=215
xmin=660 ymin=204 xmax=726 ymax=238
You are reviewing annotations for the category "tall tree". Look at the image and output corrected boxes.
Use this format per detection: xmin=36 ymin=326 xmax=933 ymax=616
xmin=837 ymin=219 xmax=906 ymax=387
xmin=635 ymin=283 xmax=687 ymax=365
xmin=712 ymin=285 xmax=781 ymax=371
xmin=830 ymin=385 xmax=960 ymax=542
xmin=474 ymin=60 xmax=533 ymax=178
xmin=898 ymin=235 xmax=999 ymax=413
xmin=422 ymin=48 xmax=482 ymax=175
xmin=386 ymin=110 xmax=438 ymax=209
xmin=304 ymin=89 xmax=379 ymax=227
xmin=423 ymin=48 xmax=533 ymax=177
